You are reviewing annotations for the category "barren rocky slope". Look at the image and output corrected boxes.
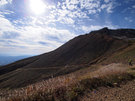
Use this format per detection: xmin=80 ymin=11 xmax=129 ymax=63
xmin=81 ymin=80 xmax=135 ymax=101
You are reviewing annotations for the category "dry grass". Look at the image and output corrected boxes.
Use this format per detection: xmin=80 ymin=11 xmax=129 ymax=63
xmin=0 ymin=73 xmax=78 ymax=101
xmin=0 ymin=63 xmax=135 ymax=101
xmin=79 ymin=63 xmax=127 ymax=79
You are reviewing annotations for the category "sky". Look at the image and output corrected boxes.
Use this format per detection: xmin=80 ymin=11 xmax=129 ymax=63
xmin=0 ymin=0 xmax=135 ymax=56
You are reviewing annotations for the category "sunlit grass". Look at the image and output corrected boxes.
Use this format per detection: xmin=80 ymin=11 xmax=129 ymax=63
xmin=0 ymin=63 xmax=135 ymax=101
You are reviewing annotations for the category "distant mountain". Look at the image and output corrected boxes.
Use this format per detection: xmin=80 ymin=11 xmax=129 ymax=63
xmin=0 ymin=27 xmax=135 ymax=89
xmin=0 ymin=55 xmax=30 ymax=66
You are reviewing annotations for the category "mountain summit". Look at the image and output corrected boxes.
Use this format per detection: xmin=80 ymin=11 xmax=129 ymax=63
xmin=93 ymin=27 xmax=135 ymax=38
xmin=0 ymin=28 xmax=135 ymax=88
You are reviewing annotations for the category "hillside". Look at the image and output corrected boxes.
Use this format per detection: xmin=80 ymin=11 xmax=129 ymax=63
xmin=0 ymin=27 xmax=135 ymax=88
xmin=81 ymin=80 xmax=135 ymax=101
xmin=1 ymin=63 xmax=135 ymax=101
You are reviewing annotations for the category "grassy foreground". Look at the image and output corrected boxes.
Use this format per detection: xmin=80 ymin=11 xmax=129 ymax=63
xmin=1 ymin=64 xmax=135 ymax=101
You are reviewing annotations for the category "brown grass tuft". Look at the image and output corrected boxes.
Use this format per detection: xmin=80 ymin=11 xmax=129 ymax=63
xmin=0 ymin=63 xmax=135 ymax=101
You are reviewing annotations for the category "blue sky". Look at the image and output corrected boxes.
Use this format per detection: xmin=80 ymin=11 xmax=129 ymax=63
xmin=0 ymin=0 xmax=135 ymax=56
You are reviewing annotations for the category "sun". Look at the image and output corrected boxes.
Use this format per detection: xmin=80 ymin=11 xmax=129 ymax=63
xmin=30 ymin=0 xmax=46 ymax=15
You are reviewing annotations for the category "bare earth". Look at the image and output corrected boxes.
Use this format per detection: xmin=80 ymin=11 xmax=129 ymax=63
xmin=80 ymin=80 xmax=135 ymax=101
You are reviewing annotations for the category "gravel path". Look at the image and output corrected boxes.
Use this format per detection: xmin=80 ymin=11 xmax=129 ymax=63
xmin=80 ymin=80 xmax=135 ymax=101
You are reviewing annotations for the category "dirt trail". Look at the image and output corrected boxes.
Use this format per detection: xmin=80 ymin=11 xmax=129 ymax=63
xmin=80 ymin=80 xmax=135 ymax=101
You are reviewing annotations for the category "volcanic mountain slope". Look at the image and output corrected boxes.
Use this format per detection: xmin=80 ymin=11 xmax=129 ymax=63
xmin=0 ymin=27 xmax=135 ymax=88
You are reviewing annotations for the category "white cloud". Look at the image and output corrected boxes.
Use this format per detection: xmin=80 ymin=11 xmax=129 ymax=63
xmin=49 ymin=0 xmax=117 ymax=25
xmin=132 ymin=5 xmax=135 ymax=8
xmin=28 ymin=0 xmax=117 ymax=26
xmin=0 ymin=0 xmax=8 ymax=6
xmin=125 ymin=17 xmax=133 ymax=22
xmin=104 ymin=0 xmax=110 ymax=3
xmin=81 ymin=25 xmax=116 ymax=33
xmin=0 ymin=0 xmax=12 ymax=6
xmin=123 ymin=0 xmax=135 ymax=4
xmin=18 ymin=25 xmax=76 ymax=43
xmin=121 ymin=4 xmax=135 ymax=14
xmin=0 ymin=15 xmax=76 ymax=55
xmin=101 ymin=2 xmax=114 ymax=13
xmin=0 ymin=10 xmax=14 ymax=15
xmin=0 ymin=16 xmax=15 ymax=32
xmin=0 ymin=0 xmax=119 ymax=55
xmin=61 ymin=17 xmax=75 ymax=24
xmin=106 ymin=2 xmax=113 ymax=13
xmin=81 ymin=0 xmax=100 ymax=10
xmin=82 ymin=25 xmax=103 ymax=33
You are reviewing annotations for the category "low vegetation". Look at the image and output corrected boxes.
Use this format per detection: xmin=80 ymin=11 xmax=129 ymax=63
xmin=102 ymin=43 xmax=135 ymax=64
xmin=0 ymin=64 xmax=135 ymax=101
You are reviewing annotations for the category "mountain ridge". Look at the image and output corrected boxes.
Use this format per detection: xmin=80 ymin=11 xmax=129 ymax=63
xmin=0 ymin=27 xmax=135 ymax=88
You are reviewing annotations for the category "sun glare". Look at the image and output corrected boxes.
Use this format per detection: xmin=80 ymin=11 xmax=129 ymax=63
xmin=30 ymin=0 xmax=46 ymax=15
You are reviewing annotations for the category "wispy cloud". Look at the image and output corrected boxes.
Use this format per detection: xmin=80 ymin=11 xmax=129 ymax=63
xmin=45 ymin=0 xmax=117 ymax=26
xmin=81 ymin=25 xmax=117 ymax=33
xmin=0 ymin=13 xmax=76 ymax=55
xmin=0 ymin=0 xmax=12 ymax=6
xmin=0 ymin=15 xmax=15 ymax=32
xmin=1 ymin=0 xmax=131 ymax=56
xmin=125 ymin=17 xmax=133 ymax=22
xmin=133 ymin=5 xmax=135 ymax=8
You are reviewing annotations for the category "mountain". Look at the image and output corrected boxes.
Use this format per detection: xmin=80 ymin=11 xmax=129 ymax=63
xmin=0 ymin=27 xmax=135 ymax=89
xmin=0 ymin=55 xmax=30 ymax=66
